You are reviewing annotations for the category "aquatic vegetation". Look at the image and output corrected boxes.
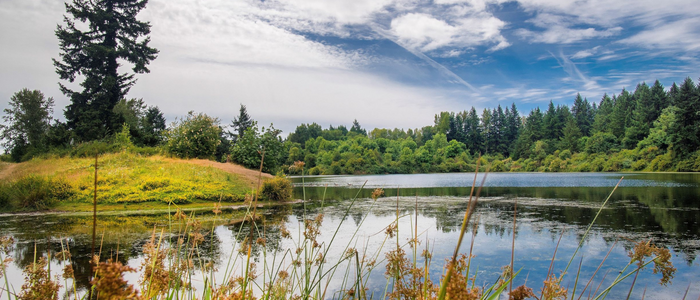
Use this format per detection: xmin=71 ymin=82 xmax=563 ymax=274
xmin=259 ymin=176 xmax=293 ymax=202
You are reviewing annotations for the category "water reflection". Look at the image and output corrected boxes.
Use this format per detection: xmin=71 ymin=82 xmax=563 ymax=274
xmin=0 ymin=172 xmax=698 ymax=299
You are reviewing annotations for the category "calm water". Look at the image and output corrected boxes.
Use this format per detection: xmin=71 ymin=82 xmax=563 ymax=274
xmin=0 ymin=172 xmax=699 ymax=299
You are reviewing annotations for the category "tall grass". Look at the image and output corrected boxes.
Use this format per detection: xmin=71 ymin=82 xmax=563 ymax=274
xmin=0 ymin=162 xmax=680 ymax=300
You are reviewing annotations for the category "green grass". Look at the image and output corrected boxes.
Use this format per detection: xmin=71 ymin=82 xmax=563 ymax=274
xmin=0 ymin=151 xmax=254 ymax=212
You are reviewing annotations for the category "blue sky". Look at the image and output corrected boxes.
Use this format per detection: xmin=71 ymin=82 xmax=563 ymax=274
xmin=1 ymin=0 xmax=699 ymax=134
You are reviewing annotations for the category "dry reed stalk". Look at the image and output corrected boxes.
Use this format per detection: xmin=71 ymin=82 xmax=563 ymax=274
xmin=575 ymin=240 xmax=617 ymax=300
xmin=437 ymin=157 xmax=489 ymax=300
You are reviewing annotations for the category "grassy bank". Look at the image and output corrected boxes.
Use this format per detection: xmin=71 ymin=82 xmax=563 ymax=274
xmin=0 ymin=151 xmax=273 ymax=212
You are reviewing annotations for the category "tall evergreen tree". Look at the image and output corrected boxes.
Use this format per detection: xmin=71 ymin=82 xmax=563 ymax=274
xmin=506 ymin=103 xmax=521 ymax=148
xmin=54 ymin=0 xmax=158 ymax=142
xmin=650 ymin=80 xmax=670 ymax=114
xmin=492 ymin=105 xmax=506 ymax=154
xmin=672 ymin=77 xmax=700 ymax=156
xmin=623 ymin=83 xmax=654 ymax=148
xmin=464 ymin=107 xmax=483 ymax=154
xmin=560 ymin=117 xmax=582 ymax=151
xmin=512 ymin=107 xmax=543 ymax=159
xmin=554 ymin=105 xmax=571 ymax=139
xmin=141 ymin=106 xmax=166 ymax=146
xmin=480 ymin=109 xmax=493 ymax=154
xmin=610 ymin=89 xmax=635 ymax=140
xmin=668 ymin=82 xmax=680 ymax=106
xmin=231 ymin=104 xmax=254 ymax=140
xmin=592 ymin=93 xmax=613 ymax=134
xmin=543 ymin=101 xmax=558 ymax=140
xmin=350 ymin=119 xmax=367 ymax=136
xmin=571 ymin=93 xmax=593 ymax=136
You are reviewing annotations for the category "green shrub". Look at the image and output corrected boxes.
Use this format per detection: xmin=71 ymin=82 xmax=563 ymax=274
xmin=140 ymin=179 xmax=171 ymax=191
xmin=0 ymin=176 xmax=75 ymax=210
xmin=165 ymin=111 xmax=221 ymax=159
xmin=71 ymin=141 xmax=117 ymax=157
xmin=259 ymin=176 xmax=293 ymax=202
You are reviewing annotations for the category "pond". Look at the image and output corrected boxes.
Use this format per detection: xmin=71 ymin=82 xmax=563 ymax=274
xmin=0 ymin=172 xmax=699 ymax=299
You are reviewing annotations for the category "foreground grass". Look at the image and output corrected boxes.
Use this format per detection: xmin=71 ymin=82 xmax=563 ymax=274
xmin=0 ymin=165 xmax=682 ymax=300
xmin=0 ymin=151 xmax=259 ymax=212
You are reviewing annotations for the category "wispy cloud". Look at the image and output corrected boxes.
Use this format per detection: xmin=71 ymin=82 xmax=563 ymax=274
xmin=571 ymin=46 xmax=601 ymax=59
xmin=550 ymin=50 xmax=602 ymax=93
xmin=372 ymin=25 xmax=480 ymax=92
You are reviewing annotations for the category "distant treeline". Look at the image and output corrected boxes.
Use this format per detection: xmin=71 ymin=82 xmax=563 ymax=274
xmin=3 ymin=77 xmax=699 ymax=174
xmin=280 ymin=77 xmax=700 ymax=174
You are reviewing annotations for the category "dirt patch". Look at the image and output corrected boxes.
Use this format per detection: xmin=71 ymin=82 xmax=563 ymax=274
xmin=0 ymin=162 xmax=17 ymax=181
xmin=152 ymin=156 xmax=273 ymax=188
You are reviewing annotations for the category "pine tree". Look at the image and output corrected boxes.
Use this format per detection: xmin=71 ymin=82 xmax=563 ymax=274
xmin=141 ymin=106 xmax=165 ymax=146
xmin=480 ymin=109 xmax=493 ymax=154
xmin=668 ymin=82 xmax=680 ymax=106
xmin=506 ymin=103 xmax=521 ymax=146
xmin=543 ymin=101 xmax=558 ymax=140
xmin=623 ymin=83 xmax=654 ymax=148
xmin=672 ymin=77 xmax=700 ymax=156
xmin=465 ymin=107 xmax=483 ymax=154
xmin=350 ymin=119 xmax=367 ymax=136
xmin=610 ymin=89 xmax=634 ymax=140
xmin=54 ymin=0 xmax=158 ymax=141
xmin=560 ymin=117 xmax=582 ymax=151
xmin=572 ymin=93 xmax=593 ymax=136
xmin=231 ymin=104 xmax=254 ymax=140
xmin=651 ymin=80 xmax=670 ymax=115
xmin=592 ymin=93 xmax=613 ymax=134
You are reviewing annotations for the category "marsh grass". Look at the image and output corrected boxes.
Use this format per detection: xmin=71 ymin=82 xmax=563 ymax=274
xmin=0 ymin=160 xmax=683 ymax=300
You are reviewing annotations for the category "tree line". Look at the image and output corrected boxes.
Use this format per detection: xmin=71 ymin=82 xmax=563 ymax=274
xmin=278 ymin=78 xmax=700 ymax=174
xmin=2 ymin=0 xmax=699 ymax=175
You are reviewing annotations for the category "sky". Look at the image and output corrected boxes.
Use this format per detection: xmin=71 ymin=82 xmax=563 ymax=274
xmin=1 ymin=0 xmax=699 ymax=135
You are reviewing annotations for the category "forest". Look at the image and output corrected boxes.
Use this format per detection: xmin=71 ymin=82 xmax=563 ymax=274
xmin=3 ymin=77 xmax=700 ymax=175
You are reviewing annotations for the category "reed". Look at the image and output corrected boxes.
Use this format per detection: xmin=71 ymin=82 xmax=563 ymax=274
xmin=0 ymin=164 xmax=684 ymax=300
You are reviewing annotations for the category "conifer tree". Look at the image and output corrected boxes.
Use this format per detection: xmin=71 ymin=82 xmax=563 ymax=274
xmin=350 ymin=119 xmax=367 ymax=136
xmin=231 ymin=104 xmax=254 ymax=140
xmin=54 ymin=0 xmax=158 ymax=141
xmin=543 ymin=101 xmax=558 ymax=140
xmin=572 ymin=93 xmax=593 ymax=136
xmin=465 ymin=107 xmax=483 ymax=154
xmin=672 ymin=77 xmax=700 ymax=156
xmin=624 ymin=83 xmax=654 ymax=148
xmin=610 ymin=89 xmax=634 ymax=140
xmin=560 ymin=117 xmax=582 ymax=151
xmin=592 ymin=94 xmax=613 ymax=134
xmin=480 ymin=109 xmax=493 ymax=153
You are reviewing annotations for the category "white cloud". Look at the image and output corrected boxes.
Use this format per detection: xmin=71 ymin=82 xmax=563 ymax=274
xmin=517 ymin=26 xmax=621 ymax=44
xmin=129 ymin=60 xmax=459 ymax=133
xmin=619 ymin=17 xmax=700 ymax=52
xmin=571 ymin=46 xmax=601 ymax=59
xmin=550 ymin=50 xmax=603 ymax=94
xmin=389 ymin=12 xmax=509 ymax=52
xmin=512 ymin=0 xmax=700 ymax=51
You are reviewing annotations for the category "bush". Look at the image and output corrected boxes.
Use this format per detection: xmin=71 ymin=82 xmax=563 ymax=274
xmin=585 ymin=132 xmax=619 ymax=154
xmin=70 ymin=141 xmax=117 ymax=158
xmin=165 ymin=111 xmax=221 ymax=159
xmin=0 ymin=176 xmax=75 ymax=210
xmin=259 ymin=176 xmax=293 ymax=202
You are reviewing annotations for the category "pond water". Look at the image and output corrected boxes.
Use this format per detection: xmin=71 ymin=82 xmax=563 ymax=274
xmin=0 ymin=172 xmax=699 ymax=299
